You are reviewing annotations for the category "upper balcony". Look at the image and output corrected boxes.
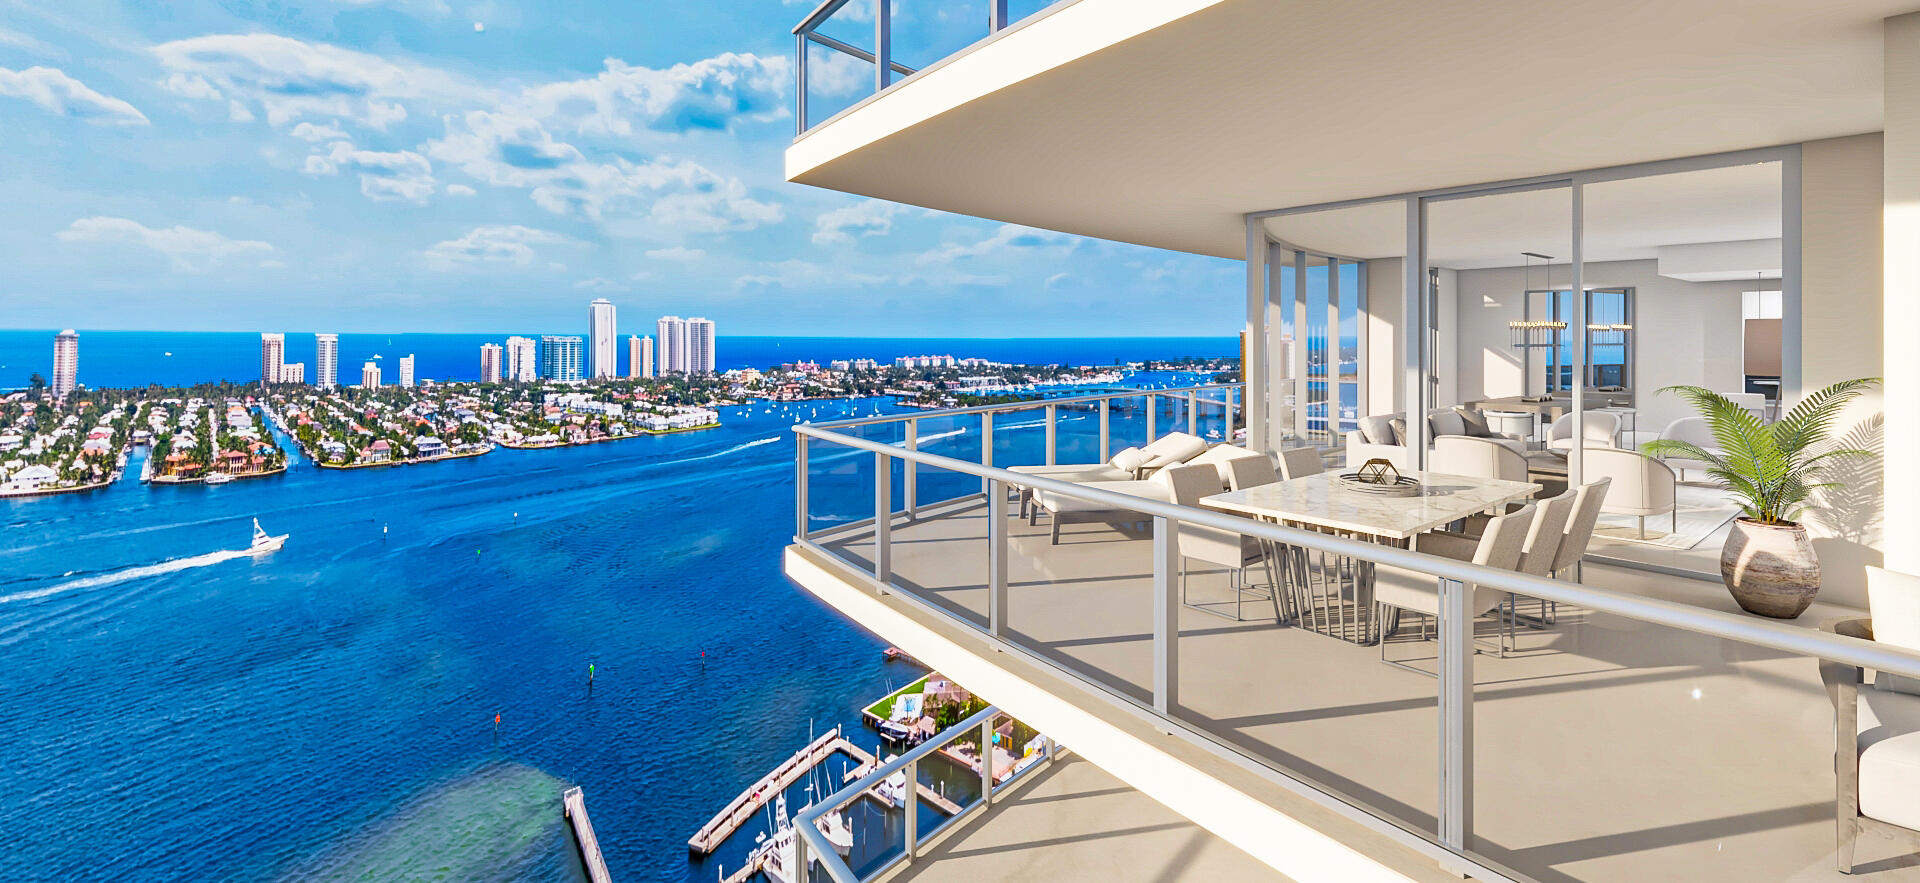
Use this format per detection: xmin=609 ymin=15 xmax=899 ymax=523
xmin=787 ymin=0 xmax=1902 ymax=258
xmin=781 ymin=386 xmax=1920 ymax=882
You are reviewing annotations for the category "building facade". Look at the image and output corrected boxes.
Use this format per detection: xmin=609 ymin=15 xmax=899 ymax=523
xmin=397 ymin=354 xmax=415 ymax=388
xmin=479 ymin=343 xmax=503 ymax=383
xmin=50 ymin=329 xmax=77 ymax=399
xmin=504 ymin=336 xmax=537 ymax=383
xmin=359 ymin=361 xmax=380 ymax=389
xmin=259 ymin=333 xmax=284 ymax=385
xmin=315 ymin=333 xmax=339 ymax=389
xmin=280 ymin=362 xmax=305 ymax=384
xmin=628 ymin=335 xmax=654 ymax=379
xmin=589 ymin=298 xmax=617 ymax=379
xmin=541 ymin=335 xmax=584 ymax=382
xmin=656 ymin=316 xmax=687 ymax=374
xmin=687 ymin=317 xmax=716 ymax=374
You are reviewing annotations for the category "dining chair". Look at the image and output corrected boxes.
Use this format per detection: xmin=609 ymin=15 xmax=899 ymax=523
xmin=1161 ymin=464 xmax=1286 ymax=622
xmin=1277 ymin=446 xmax=1324 ymax=480
xmin=1225 ymin=454 xmax=1279 ymax=491
xmin=1373 ymin=503 xmax=1534 ymax=672
xmin=1430 ymin=435 xmax=1528 ymax=483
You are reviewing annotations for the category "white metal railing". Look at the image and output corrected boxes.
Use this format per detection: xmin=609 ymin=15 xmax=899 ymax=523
xmin=792 ymin=704 xmax=1055 ymax=882
xmin=788 ymin=386 xmax=1920 ymax=881
xmin=793 ymin=0 xmax=1041 ymax=135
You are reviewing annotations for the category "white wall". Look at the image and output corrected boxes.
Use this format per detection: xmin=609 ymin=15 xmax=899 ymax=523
xmin=1365 ymin=258 xmax=1403 ymax=417
xmin=1452 ymin=259 xmax=1747 ymax=433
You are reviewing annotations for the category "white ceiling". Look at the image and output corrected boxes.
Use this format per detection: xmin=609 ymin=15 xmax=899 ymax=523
xmin=1263 ymin=162 xmax=1783 ymax=269
xmin=790 ymin=0 xmax=1906 ymax=259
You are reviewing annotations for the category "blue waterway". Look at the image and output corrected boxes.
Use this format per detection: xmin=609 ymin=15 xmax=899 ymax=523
xmin=0 ymin=367 xmax=1224 ymax=881
xmin=0 ymin=330 xmax=1239 ymax=389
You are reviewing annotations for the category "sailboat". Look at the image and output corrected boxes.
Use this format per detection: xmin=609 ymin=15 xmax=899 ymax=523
xmin=249 ymin=518 xmax=288 ymax=554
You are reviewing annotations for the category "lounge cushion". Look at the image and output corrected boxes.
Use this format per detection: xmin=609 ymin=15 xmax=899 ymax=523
xmin=1006 ymin=463 xmax=1133 ymax=483
xmin=1859 ymin=684 xmax=1920 ymax=831
xmin=1428 ymin=409 xmax=1466 ymax=439
xmin=1137 ymin=432 xmax=1209 ymax=470
xmin=1456 ymin=407 xmax=1491 ymax=438
xmin=1360 ymin=414 xmax=1399 ymax=446
xmin=1869 ymin=567 xmax=1920 ymax=655
xmin=1109 ymin=446 xmax=1147 ymax=474
xmin=1033 ymin=479 xmax=1170 ymax=513
xmin=1186 ymin=444 xmax=1264 ymax=487
xmin=1389 ymin=417 xmax=1408 ymax=446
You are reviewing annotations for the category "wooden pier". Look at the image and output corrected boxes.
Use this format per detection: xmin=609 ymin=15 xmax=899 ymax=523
xmin=563 ymin=786 xmax=612 ymax=883
xmin=840 ymin=759 xmax=965 ymax=816
xmin=690 ymin=727 xmax=869 ymax=855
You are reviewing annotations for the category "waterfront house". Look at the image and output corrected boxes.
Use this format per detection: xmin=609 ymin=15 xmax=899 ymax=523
xmin=777 ymin=3 xmax=1920 ymax=881
xmin=7 ymin=464 xmax=57 ymax=491
xmin=364 ymin=439 xmax=392 ymax=463
xmin=413 ymin=437 xmax=447 ymax=459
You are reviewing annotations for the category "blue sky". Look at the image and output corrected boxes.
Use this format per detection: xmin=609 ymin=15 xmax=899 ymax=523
xmin=0 ymin=0 xmax=1240 ymax=336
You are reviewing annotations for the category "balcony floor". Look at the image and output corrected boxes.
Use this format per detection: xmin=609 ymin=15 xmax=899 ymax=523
xmin=815 ymin=495 xmax=1919 ymax=882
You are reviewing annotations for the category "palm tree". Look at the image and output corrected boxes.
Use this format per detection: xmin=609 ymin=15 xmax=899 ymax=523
xmin=1641 ymin=379 xmax=1879 ymax=525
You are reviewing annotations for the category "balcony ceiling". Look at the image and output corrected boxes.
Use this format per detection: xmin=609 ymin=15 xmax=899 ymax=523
xmin=786 ymin=0 xmax=1908 ymax=260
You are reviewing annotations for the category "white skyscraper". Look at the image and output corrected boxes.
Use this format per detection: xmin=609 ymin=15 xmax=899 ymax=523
xmin=51 ymin=329 xmax=78 ymax=399
xmin=480 ymin=343 xmax=504 ymax=383
xmin=505 ymin=336 xmax=538 ymax=382
xmin=589 ymin=298 xmax=618 ymax=379
xmin=361 ymin=361 xmax=381 ymax=389
xmin=656 ymin=315 xmax=688 ymax=374
xmin=398 ymin=354 xmax=416 ymax=388
xmin=628 ymin=335 xmax=654 ymax=379
xmin=687 ymin=317 xmax=716 ymax=374
xmin=260 ymin=333 xmax=285 ymax=385
xmin=281 ymin=362 xmax=306 ymax=384
xmin=315 ymin=333 xmax=339 ymax=388
xmin=541 ymin=335 xmax=585 ymax=381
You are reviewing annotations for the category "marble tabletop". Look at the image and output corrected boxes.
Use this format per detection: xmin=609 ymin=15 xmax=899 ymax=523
xmin=1202 ymin=471 xmax=1541 ymax=540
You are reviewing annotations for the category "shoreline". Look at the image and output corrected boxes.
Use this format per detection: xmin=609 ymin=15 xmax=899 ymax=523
xmin=149 ymin=463 xmax=289 ymax=485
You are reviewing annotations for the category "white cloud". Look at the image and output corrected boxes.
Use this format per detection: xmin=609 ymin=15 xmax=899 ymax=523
xmin=0 ymin=28 xmax=63 ymax=58
xmin=290 ymin=121 xmax=348 ymax=142
xmin=445 ymin=183 xmax=476 ymax=196
xmin=523 ymin=53 xmax=787 ymax=136
xmin=813 ymin=200 xmax=903 ymax=245
xmin=573 ymin=276 xmax=625 ymax=291
xmin=919 ymin=224 xmax=1073 ymax=264
xmin=0 ymin=66 xmax=148 ymax=125
xmin=57 ymin=216 xmax=273 ymax=271
xmin=301 ymin=140 xmax=436 ymax=204
xmin=644 ymin=246 xmax=705 ymax=261
xmin=153 ymin=33 xmax=474 ymax=129
xmin=227 ymin=100 xmax=255 ymax=121
xmin=421 ymin=225 xmax=569 ymax=270
xmin=1045 ymin=272 xmax=1072 ymax=290
xmin=807 ymin=49 xmax=871 ymax=98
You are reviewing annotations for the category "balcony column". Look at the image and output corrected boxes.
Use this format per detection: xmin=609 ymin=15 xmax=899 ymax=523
xmin=1888 ymin=11 xmax=1920 ymax=571
xmin=874 ymin=0 xmax=892 ymax=91
xmin=1244 ymin=218 xmax=1269 ymax=453
xmin=1293 ymin=249 xmax=1310 ymax=440
xmin=1265 ymin=241 xmax=1289 ymax=447
xmin=1328 ymin=258 xmax=1342 ymax=439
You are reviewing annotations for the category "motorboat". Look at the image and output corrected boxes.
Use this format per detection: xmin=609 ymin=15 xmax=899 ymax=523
xmin=249 ymin=518 xmax=288 ymax=554
xmin=204 ymin=472 xmax=234 ymax=485
xmin=815 ymin=806 xmax=853 ymax=856
xmin=874 ymin=757 xmax=909 ymax=809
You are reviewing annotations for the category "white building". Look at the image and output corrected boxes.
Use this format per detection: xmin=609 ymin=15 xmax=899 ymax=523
xmin=397 ymin=354 xmax=415 ymax=388
xmin=359 ymin=361 xmax=380 ymax=389
xmin=589 ymin=298 xmax=618 ymax=379
xmin=656 ymin=315 xmax=688 ymax=374
xmin=260 ymin=333 xmax=284 ymax=385
xmin=315 ymin=333 xmax=339 ymax=388
xmin=50 ymin=329 xmax=77 ymax=399
xmin=479 ymin=343 xmax=504 ymax=383
xmin=541 ymin=335 xmax=584 ymax=381
xmin=775 ymin=5 xmax=1920 ymax=882
xmin=687 ymin=317 xmax=716 ymax=374
xmin=504 ymin=336 xmax=537 ymax=382
xmin=628 ymin=335 xmax=654 ymax=379
xmin=280 ymin=362 xmax=305 ymax=384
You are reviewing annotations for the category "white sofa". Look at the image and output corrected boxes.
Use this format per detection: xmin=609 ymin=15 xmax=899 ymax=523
xmin=1344 ymin=408 xmax=1528 ymax=471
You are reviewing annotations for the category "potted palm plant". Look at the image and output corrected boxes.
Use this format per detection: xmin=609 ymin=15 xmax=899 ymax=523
xmin=1643 ymin=379 xmax=1878 ymax=618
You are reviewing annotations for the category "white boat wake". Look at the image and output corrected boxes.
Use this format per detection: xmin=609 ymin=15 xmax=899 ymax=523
xmin=0 ymin=548 xmax=252 ymax=604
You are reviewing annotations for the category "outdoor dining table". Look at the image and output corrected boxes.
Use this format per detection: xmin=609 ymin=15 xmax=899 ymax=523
xmin=1202 ymin=471 xmax=1540 ymax=644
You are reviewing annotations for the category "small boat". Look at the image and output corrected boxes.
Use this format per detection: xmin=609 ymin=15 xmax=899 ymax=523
xmin=204 ymin=472 xmax=234 ymax=485
xmin=875 ymin=757 xmax=909 ymax=808
xmin=816 ymin=806 xmax=853 ymax=856
xmin=250 ymin=518 xmax=288 ymax=554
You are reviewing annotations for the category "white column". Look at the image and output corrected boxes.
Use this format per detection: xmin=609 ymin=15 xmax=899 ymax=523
xmin=1293 ymin=250 xmax=1310 ymax=440
xmin=1887 ymin=12 xmax=1920 ymax=572
xmin=1328 ymin=258 xmax=1342 ymax=439
xmin=1570 ymin=183 xmax=1586 ymax=488
xmin=1266 ymin=241 xmax=1289 ymax=447
xmin=1404 ymin=198 xmax=1428 ymax=469
xmin=1245 ymin=219 xmax=1270 ymax=453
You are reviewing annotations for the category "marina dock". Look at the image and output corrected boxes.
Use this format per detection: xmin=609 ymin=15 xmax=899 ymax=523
xmin=840 ymin=759 xmax=965 ymax=816
xmin=562 ymin=786 xmax=612 ymax=883
xmin=690 ymin=727 xmax=866 ymax=855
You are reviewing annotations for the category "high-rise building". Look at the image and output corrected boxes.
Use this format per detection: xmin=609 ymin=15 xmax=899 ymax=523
xmin=657 ymin=316 xmax=688 ymax=374
xmin=281 ymin=362 xmax=306 ymax=384
xmin=687 ymin=317 xmax=716 ymax=374
xmin=505 ymin=336 xmax=537 ymax=382
xmin=315 ymin=333 xmax=339 ymax=388
xmin=480 ymin=343 xmax=504 ymax=383
xmin=628 ymin=335 xmax=655 ymax=379
xmin=360 ymin=361 xmax=381 ymax=389
xmin=51 ymin=329 xmax=78 ymax=399
xmin=398 ymin=354 xmax=416 ymax=388
xmin=589 ymin=298 xmax=618 ymax=379
xmin=541 ymin=335 xmax=584 ymax=381
xmin=260 ymin=333 xmax=285 ymax=385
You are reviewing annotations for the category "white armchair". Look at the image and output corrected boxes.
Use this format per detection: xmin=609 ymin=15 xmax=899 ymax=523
xmin=1652 ymin=417 xmax=1725 ymax=481
xmin=1547 ymin=411 xmax=1621 ymax=452
xmin=1582 ymin=448 xmax=1676 ymax=538
xmin=1430 ymin=436 xmax=1528 ymax=482
xmin=1822 ymin=571 xmax=1920 ymax=874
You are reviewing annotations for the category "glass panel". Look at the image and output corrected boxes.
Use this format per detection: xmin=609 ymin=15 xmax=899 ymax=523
xmin=802 ymin=38 xmax=874 ymax=127
xmin=1337 ymin=262 xmax=1361 ymax=434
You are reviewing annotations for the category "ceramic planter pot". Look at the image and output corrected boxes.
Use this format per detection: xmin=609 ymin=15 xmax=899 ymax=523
xmin=1720 ymin=518 xmax=1820 ymax=619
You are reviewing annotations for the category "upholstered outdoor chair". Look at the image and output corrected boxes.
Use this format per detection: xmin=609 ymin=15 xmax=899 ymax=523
xmin=1431 ymin=435 xmax=1528 ymax=483
xmin=1582 ymin=447 xmax=1676 ymax=539
xmin=1821 ymin=602 xmax=1920 ymax=872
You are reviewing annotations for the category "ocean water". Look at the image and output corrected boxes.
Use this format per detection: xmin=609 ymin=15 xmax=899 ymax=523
xmin=0 ymin=331 xmax=1239 ymax=389
xmin=0 ymin=368 xmax=1226 ymax=881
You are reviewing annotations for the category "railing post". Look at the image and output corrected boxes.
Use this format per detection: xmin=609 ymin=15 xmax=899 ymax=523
xmin=1145 ymin=393 xmax=1157 ymax=441
xmin=795 ymin=432 xmax=809 ymax=540
xmin=794 ymin=816 xmax=811 ymax=876
xmin=1437 ymin=577 xmax=1474 ymax=855
xmin=988 ymin=477 xmax=1008 ymax=637
xmin=1044 ymin=404 xmax=1057 ymax=465
xmin=875 ymin=0 xmax=891 ymax=91
xmin=989 ymin=0 xmax=1008 ymax=31
xmin=979 ymin=716 xmax=996 ymax=806
xmin=794 ymin=32 xmax=807 ymax=136
xmin=1098 ymin=399 xmax=1110 ymax=461
xmin=980 ymin=411 xmax=994 ymax=495
xmin=903 ymin=756 xmax=920 ymax=860
xmin=904 ymin=418 xmax=918 ymax=520
xmin=874 ymin=451 xmax=892 ymax=584
xmin=1186 ymin=391 xmax=1198 ymax=435
xmin=1152 ymin=515 xmax=1180 ymax=713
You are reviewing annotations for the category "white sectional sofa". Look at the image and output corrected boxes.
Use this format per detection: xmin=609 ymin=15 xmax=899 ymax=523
xmin=1344 ymin=407 xmax=1529 ymax=470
